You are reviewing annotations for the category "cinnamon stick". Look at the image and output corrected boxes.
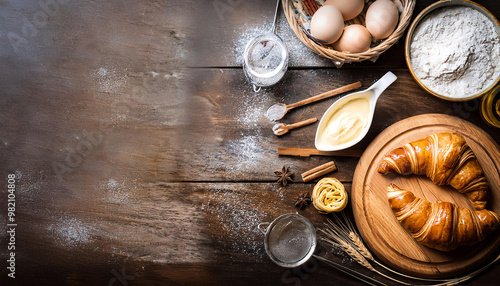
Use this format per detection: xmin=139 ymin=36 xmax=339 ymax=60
xmin=301 ymin=161 xmax=338 ymax=182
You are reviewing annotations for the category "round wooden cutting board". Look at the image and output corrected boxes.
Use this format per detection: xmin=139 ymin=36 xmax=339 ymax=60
xmin=352 ymin=114 xmax=500 ymax=278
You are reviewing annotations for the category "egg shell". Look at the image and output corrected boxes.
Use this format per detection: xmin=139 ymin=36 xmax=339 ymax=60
xmin=366 ymin=0 xmax=399 ymax=40
xmin=310 ymin=5 xmax=344 ymax=45
xmin=333 ymin=24 xmax=371 ymax=53
xmin=324 ymin=0 xmax=364 ymax=21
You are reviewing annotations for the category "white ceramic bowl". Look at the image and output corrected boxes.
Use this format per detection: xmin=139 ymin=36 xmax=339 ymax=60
xmin=315 ymin=72 xmax=397 ymax=151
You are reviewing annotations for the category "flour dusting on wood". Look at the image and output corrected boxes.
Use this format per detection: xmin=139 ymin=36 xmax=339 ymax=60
xmin=92 ymin=67 xmax=129 ymax=94
xmin=100 ymin=178 xmax=133 ymax=204
xmin=233 ymin=16 xmax=329 ymax=67
xmin=204 ymin=187 xmax=266 ymax=258
xmin=47 ymin=217 xmax=96 ymax=247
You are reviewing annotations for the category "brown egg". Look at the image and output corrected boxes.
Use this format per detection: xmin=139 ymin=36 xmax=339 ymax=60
xmin=366 ymin=0 xmax=399 ymax=40
xmin=325 ymin=0 xmax=365 ymax=21
xmin=333 ymin=24 xmax=372 ymax=53
xmin=310 ymin=5 xmax=345 ymax=45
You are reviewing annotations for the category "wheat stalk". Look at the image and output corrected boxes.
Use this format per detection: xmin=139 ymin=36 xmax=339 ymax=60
xmin=349 ymin=231 xmax=373 ymax=260
xmin=320 ymin=213 xmax=468 ymax=285
xmin=341 ymin=240 xmax=376 ymax=271
xmin=332 ymin=214 xmax=462 ymax=282
xmin=320 ymin=230 xmax=477 ymax=286
xmin=320 ymin=228 xmax=412 ymax=285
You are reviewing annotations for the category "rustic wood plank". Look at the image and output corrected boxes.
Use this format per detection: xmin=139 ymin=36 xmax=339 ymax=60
xmin=6 ymin=181 xmax=500 ymax=284
xmin=1 ymin=0 xmax=500 ymax=285
xmin=3 ymin=68 xmax=491 ymax=185
xmin=0 ymin=180 xmax=361 ymax=284
xmin=6 ymin=180 xmax=366 ymax=284
xmin=185 ymin=68 xmax=500 ymax=181
xmin=2 ymin=1 xmax=499 ymax=186
xmin=0 ymin=0 xmax=190 ymax=184
xmin=190 ymin=0 xmax=500 ymax=68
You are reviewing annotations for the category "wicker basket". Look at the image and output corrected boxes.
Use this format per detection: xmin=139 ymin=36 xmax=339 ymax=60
xmin=283 ymin=0 xmax=416 ymax=67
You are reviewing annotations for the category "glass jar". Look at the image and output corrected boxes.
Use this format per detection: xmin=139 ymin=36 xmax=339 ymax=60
xmin=481 ymin=85 xmax=500 ymax=128
xmin=243 ymin=33 xmax=288 ymax=92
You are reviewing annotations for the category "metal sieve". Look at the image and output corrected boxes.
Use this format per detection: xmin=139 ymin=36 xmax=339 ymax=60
xmin=258 ymin=213 xmax=316 ymax=268
xmin=258 ymin=213 xmax=387 ymax=286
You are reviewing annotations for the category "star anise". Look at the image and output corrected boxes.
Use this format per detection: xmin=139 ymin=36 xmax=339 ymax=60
xmin=274 ymin=165 xmax=293 ymax=186
xmin=295 ymin=192 xmax=311 ymax=209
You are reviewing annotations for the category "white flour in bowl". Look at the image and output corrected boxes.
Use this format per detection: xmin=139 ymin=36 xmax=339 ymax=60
xmin=410 ymin=6 xmax=500 ymax=98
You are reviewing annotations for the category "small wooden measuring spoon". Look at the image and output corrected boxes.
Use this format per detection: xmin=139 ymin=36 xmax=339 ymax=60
xmin=265 ymin=81 xmax=362 ymax=121
xmin=273 ymin=117 xmax=317 ymax=136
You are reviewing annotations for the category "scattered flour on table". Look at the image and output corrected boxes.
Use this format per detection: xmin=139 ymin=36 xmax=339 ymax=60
xmin=203 ymin=187 xmax=267 ymax=258
xmin=222 ymin=85 xmax=278 ymax=177
xmin=47 ymin=217 xmax=96 ymax=247
xmin=410 ymin=6 xmax=500 ymax=98
xmin=92 ymin=67 xmax=128 ymax=94
xmin=91 ymin=66 xmax=139 ymax=124
xmin=201 ymin=184 xmax=296 ymax=260
xmin=222 ymin=133 xmax=278 ymax=178
xmin=233 ymin=16 xmax=328 ymax=67
xmin=225 ymin=135 xmax=265 ymax=173
xmin=100 ymin=178 xmax=133 ymax=204
xmin=239 ymin=103 xmax=265 ymax=128
xmin=236 ymin=86 xmax=277 ymax=128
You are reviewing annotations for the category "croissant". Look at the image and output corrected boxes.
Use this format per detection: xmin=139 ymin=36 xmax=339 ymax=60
xmin=387 ymin=184 xmax=500 ymax=251
xmin=378 ymin=132 xmax=489 ymax=210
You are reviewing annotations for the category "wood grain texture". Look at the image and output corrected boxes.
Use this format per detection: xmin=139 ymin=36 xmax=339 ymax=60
xmin=1 ymin=0 xmax=500 ymax=285
xmin=3 ymin=181 xmax=374 ymax=285
xmin=352 ymin=114 xmax=500 ymax=278
xmin=186 ymin=68 xmax=500 ymax=181
xmin=190 ymin=0 xmax=500 ymax=68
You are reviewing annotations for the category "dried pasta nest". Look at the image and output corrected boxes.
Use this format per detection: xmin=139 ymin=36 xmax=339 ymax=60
xmin=283 ymin=0 xmax=416 ymax=67
xmin=312 ymin=177 xmax=348 ymax=213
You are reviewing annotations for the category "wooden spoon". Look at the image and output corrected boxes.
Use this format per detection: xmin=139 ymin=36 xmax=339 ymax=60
xmin=265 ymin=81 xmax=362 ymax=121
xmin=272 ymin=117 xmax=317 ymax=136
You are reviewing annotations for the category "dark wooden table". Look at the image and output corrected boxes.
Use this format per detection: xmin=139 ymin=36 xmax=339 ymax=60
xmin=1 ymin=0 xmax=500 ymax=285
